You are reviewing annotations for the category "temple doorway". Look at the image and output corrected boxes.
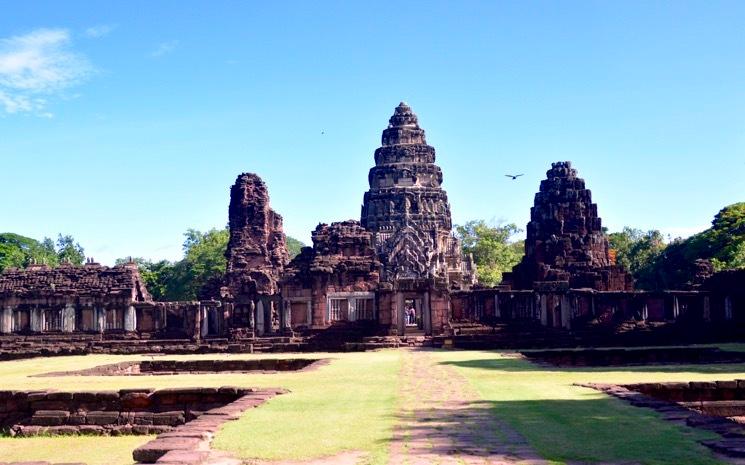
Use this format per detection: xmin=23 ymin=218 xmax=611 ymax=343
xmin=404 ymin=298 xmax=423 ymax=331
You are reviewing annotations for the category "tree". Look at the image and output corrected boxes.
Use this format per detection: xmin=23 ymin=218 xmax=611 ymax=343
xmin=286 ymin=236 xmax=305 ymax=259
xmin=455 ymin=220 xmax=523 ymax=286
xmin=620 ymin=202 xmax=745 ymax=290
xmin=0 ymin=233 xmax=64 ymax=271
xmin=56 ymin=234 xmax=85 ymax=265
xmin=608 ymin=227 xmax=666 ymax=289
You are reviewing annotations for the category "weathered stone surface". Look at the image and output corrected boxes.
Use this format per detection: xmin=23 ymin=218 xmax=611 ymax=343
xmin=507 ymin=161 xmax=633 ymax=291
xmin=224 ymin=173 xmax=289 ymax=302
xmin=282 ymin=220 xmax=380 ymax=293
xmin=360 ymin=102 xmax=475 ymax=288
xmin=0 ymin=261 xmax=151 ymax=302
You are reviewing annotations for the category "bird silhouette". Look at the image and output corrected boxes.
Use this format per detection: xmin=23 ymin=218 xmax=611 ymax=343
xmin=505 ymin=174 xmax=524 ymax=180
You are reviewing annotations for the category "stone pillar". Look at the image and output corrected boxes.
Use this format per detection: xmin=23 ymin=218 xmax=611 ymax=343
xmin=200 ymin=307 xmax=209 ymax=338
xmin=62 ymin=303 xmax=76 ymax=333
xmin=590 ymin=294 xmax=596 ymax=316
xmin=703 ymin=296 xmax=711 ymax=322
xmin=539 ymin=294 xmax=548 ymax=326
xmin=281 ymin=300 xmax=291 ymax=331
xmin=247 ymin=300 xmax=255 ymax=330
xmin=641 ymin=304 xmax=649 ymax=321
xmin=423 ymin=292 xmax=432 ymax=335
xmin=494 ymin=294 xmax=501 ymax=318
xmin=95 ymin=306 xmax=106 ymax=333
xmin=306 ymin=301 xmax=312 ymax=326
xmin=256 ymin=299 xmax=265 ymax=336
xmin=672 ymin=296 xmax=680 ymax=319
xmin=124 ymin=305 xmax=137 ymax=332
xmin=396 ymin=292 xmax=405 ymax=335
xmin=0 ymin=306 xmax=13 ymax=333
xmin=30 ymin=306 xmax=42 ymax=332
xmin=559 ymin=294 xmax=574 ymax=329
xmin=725 ymin=295 xmax=733 ymax=321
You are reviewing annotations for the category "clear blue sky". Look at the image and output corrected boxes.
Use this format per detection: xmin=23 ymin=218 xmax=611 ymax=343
xmin=1 ymin=1 xmax=743 ymax=265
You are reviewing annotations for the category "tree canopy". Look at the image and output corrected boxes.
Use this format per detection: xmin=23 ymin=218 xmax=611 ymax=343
xmin=0 ymin=233 xmax=84 ymax=271
xmin=286 ymin=236 xmax=305 ymax=259
xmin=608 ymin=228 xmax=666 ymax=289
xmin=455 ymin=220 xmax=524 ymax=286
xmin=608 ymin=202 xmax=745 ymax=290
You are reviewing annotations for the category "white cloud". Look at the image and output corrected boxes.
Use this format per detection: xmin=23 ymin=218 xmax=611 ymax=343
xmin=0 ymin=28 xmax=93 ymax=116
xmin=150 ymin=40 xmax=178 ymax=58
xmin=84 ymin=24 xmax=115 ymax=38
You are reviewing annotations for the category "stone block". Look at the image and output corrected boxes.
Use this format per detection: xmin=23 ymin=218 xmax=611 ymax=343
xmin=86 ymin=411 xmax=120 ymax=425
xmin=132 ymin=437 xmax=202 ymax=463
xmin=30 ymin=410 xmax=70 ymax=426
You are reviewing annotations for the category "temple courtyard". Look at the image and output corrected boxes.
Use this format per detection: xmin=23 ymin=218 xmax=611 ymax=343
xmin=2 ymin=347 xmax=745 ymax=465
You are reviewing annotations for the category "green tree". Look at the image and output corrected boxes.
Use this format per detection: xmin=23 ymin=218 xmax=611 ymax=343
xmin=56 ymin=234 xmax=85 ymax=265
xmin=636 ymin=202 xmax=745 ymax=289
xmin=608 ymin=227 xmax=666 ymax=289
xmin=0 ymin=233 xmax=60 ymax=271
xmin=455 ymin=220 xmax=523 ymax=286
xmin=286 ymin=236 xmax=305 ymax=259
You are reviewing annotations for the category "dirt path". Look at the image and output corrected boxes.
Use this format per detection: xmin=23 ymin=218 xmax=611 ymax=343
xmin=388 ymin=349 xmax=549 ymax=465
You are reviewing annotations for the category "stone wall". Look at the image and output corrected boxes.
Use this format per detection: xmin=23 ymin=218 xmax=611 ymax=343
xmin=0 ymin=387 xmax=250 ymax=436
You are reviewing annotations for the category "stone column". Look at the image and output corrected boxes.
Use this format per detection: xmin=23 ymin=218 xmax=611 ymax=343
xmin=124 ymin=305 xmax=137 ymax=332
xmin=703 ymin=296 xmax=711 ymax=322
xmin=672 ymin=296 xmax=680 ymax=319
xmin=62 ymin=303 xmax=76 ymax=333
xmin=396 ymin=292 xmax=405 ymax=335
xmin=494 ymin=294 xmax=501 ymax=318
xmin=30 ymin=306 xmax=42 ymax=332
xmin=256 ymin=299 xmax=265 ymax=336
xmin=200 ymin=307 xmax=209 ymax=338
xmin=590 ymin=294 xmax=596 ymax=316
xmin=539 ymin=294 xmax=548 ymax=326
xmin=641 ymin=304 xmax=649 ymax=321
xmin=423 ymin=292 xmax=432 ymax=335
xmin=561 ymin=294 xmax=573 ymax=330
xmin=95 ymin=306 xmax=106 ymax=333
xmin=284 ymin=300 xmax=292 ymax=331
xmin=725 ymin=295 xmax=733 ymax=321
xmin=0 ymin=306 xmax=13 ymax=333
xmin=306 ymin=301 xmax=312 ymax=326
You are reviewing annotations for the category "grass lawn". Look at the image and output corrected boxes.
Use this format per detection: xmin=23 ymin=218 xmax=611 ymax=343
xmin=0 ymin=435 xmax=152 ymax=465
xmin=0 ymin=351 xmax=402 ymax=465
xmin=0 ymin=348 xmax=744 ymax=465
xmin=433 ymin=349 xmax=745 ymax=465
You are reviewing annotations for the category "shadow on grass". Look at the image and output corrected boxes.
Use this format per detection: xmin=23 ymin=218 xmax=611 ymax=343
xmin=440 ymin=357 xmax=745 ymax=375
xmin=385 ymin=396 xmax=722 ymax=465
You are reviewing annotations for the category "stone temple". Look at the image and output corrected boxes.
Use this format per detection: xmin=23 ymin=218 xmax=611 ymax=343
xmin=282 ymin=102 xmax=475 ymax=336
xmin=0 ymin=103 xmax=743 ymax=350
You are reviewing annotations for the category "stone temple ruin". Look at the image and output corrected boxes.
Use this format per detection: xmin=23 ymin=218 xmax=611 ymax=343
xmin=0 ymin=102 xmax=743 ymax=350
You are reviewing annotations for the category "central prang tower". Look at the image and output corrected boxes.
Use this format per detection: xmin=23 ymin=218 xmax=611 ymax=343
xmin=361 ymin=102 xmax=474 ymax=288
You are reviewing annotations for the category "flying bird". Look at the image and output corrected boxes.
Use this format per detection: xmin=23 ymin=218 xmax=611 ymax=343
xmin=505 ymin=174 xmax=524 ymax=180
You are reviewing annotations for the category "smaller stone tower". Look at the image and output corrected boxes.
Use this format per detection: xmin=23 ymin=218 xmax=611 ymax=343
xmin=224 ymin=173 xmax=290 ymax=334
xmin=508 ymin=161 xmax=633 ymax=291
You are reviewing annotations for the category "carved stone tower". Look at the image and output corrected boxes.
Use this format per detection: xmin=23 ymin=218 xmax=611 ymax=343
xmin=225 ymin=173 xmax=290 ymax=334
xmin=360 ymin=102 xmax=474 ymax=288
xmin=508 ymin=161 xmax=633 ymax=291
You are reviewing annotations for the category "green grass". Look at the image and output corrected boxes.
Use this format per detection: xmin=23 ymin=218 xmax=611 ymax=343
xmin=0 ymin=435 xmax=152 ymax=465
xmin=1 ymin=349 xmax=745 ymax=465
xmin=212 ymin=350 xmax=401 ymax=464
xmin=0 ymin=351 xmax=402 ymax=465
xmin=432 ymin=350 xmax=745 ymax=465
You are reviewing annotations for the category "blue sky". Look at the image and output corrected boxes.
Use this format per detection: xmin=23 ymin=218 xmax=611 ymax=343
xmin=1 ymin=1 xmax=743 ymax=265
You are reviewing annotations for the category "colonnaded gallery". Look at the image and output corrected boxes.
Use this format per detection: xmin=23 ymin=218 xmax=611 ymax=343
xmin=0 ymin=103 xmax=743 ymax=353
